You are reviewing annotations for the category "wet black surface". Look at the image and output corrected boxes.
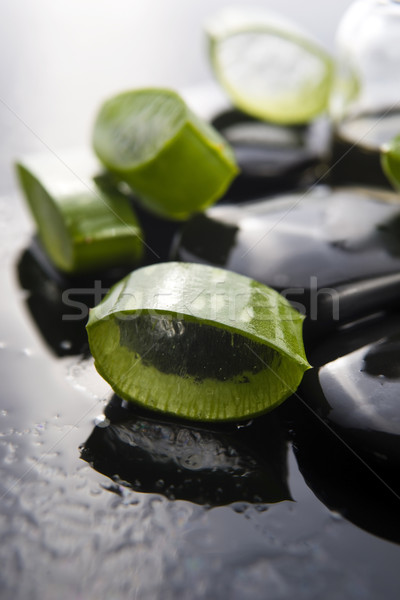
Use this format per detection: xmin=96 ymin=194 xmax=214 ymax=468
xmin=300 ymin=313 xmax=400 ymax=474
xmin=288 ymin=394 xmax=400 ymax=545
xmin=81 ymin=395 xmax=291 ymax=506
xmin=3 ymin=0 xmax=400 ymax=594
xmin=1 ymin=190 xmax=400 ymax=599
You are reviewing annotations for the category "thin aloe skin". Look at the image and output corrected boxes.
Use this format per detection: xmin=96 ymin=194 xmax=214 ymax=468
xmin=16 ymin=151 xmax=143 ymax=274
xmin=87 ymin=262 xmax=310 ymax=421
xmin=92 ymin=88 xmax=239 ymax=220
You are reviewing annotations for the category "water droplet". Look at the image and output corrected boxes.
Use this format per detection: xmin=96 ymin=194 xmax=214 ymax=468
xmin=59 ymin=340 xmax=72 ymax=351
xmin=182 ymin=453 xmax=202 ymax=469
xmin=93 ymin=415 xmax=110 ymax=428
xmin=236 ymin=419 xmax=253 ymax=430
xmin=232 ymin=502 xmax=248 ymax=514
xmin=330 ymin=511 xmax=343 ymax=522
xmin=239 ymin=307 xmax=253 ymax=323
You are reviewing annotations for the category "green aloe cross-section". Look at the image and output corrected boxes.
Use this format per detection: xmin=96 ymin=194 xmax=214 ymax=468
xmin=87 ymin=262 xmax=310 ymax=421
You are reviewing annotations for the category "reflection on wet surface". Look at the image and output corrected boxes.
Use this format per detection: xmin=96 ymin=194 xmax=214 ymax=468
xmin=17 ymin=242 xmax=90 ymax=356
xmin=300 ymin=313 xmax=400 ymax=476
xmin=289 ymin=395 xmax=400 ymax=545
xmin=81 ymin=396 xmax=291 ymax=506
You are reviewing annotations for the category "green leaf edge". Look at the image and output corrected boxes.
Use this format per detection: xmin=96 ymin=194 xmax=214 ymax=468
xmin=381 ymin=134 xmax=400 ymax=191
xmin=206 ymin=21 xmax=334 ymax=125
xmin=86 ymin=262 xmax=311 ymax=370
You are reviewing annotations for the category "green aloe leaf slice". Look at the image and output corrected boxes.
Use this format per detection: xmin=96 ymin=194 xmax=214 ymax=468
xmin=87 ymin=262 xmax=310 ymax=421
xmin=206 ymin=7 xmax=334 ymax=125
xmin=381 ymin=134 xmax=400 ymax=190
xmin=16 ymin=151 xmax=143 ymax=274
xmin=92 ymin=88 xmax=239 ymax=220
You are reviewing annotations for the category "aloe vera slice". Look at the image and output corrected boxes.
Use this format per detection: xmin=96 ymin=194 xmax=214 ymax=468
xmin=92 ymin=88 xmax=239 ymax=220
xmin=87 ymin=262 xmax=310 ymax=421
xmin=206 ymin=7 xmax=334 ymax=124
xmin=16 ymin=151 xmax=143 ymax=274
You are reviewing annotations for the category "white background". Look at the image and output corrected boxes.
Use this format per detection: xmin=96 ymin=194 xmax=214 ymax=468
xmin=0 ymin=0 xmax=354 ymax=193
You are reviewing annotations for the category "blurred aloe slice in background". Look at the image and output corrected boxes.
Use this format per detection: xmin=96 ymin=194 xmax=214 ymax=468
xmin=16 ymin=150 xmax=143 ymax=274
xmin=206 ymin=6 xmax=334 ymax=125
xmin=93 ymin=88 xmax=238 ymax=220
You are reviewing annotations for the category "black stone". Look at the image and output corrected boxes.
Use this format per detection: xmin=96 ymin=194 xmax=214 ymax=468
xmin=288 ymin=394 xmax=400 ymax=545
xmin=212 ymin=109 xmax=330 ymax=201
xmin=299 ymin=313 xmax=400 ymax=476
xmin=175 ymin=186 xmax=400 ymax=343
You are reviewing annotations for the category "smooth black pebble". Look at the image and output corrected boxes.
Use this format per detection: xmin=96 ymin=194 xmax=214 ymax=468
xmin=299 ymin=312 xmax=400 ymax=474
xmin=212 ymin=109 xmax=330 ymax=201
xmin=175 ymin=186 xmax=400 ymax=343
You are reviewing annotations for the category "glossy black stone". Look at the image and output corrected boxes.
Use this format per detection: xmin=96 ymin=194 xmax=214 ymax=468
xmin=287 ymin=395 xmax=400 ymax=545
xmin=329 ymin=111 xmax=400 ymax=190
xmin=16 ymin=240 xmax=132 ymax=357
xmin=330 ymin=130 xmax=390 ymax=189
xmin=212 ymin=109 xmax=330 ymax=201
xmin=298 ymin=313 xmax=400 ymax=477
xmin=132 ymin=198 xmax=183 ymax=264
xmin=175 ymin=186 xmax=400 ymax=343
xmin=17 ymin=242 xmax=89 ymax=357
xmin=81 ymin=396 xmax=291 ymax=506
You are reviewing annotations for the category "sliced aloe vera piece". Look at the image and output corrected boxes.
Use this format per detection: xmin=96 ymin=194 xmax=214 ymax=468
xmin=16 ymin=151 xmax=143 ymax=274
xmin=87 ymin=262 xmax=310 ymax=421
xmin=206 ymin=7 xmax=334 ymax=124
xmin=92 ymin=88 xmax=239 ymax=220
xmin=381 ymin=134 xmax=400 ymax=190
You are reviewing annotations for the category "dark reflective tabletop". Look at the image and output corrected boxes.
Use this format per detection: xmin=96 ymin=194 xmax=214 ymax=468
xmin=2 ymin=163 xmax=400 ymax=600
